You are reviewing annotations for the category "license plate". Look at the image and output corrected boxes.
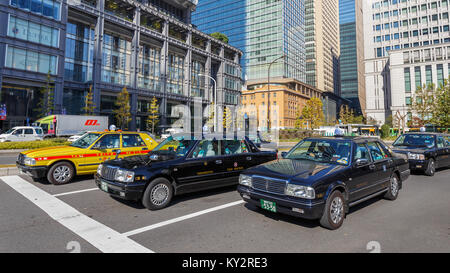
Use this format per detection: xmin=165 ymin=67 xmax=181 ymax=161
xmin=100 ymin=182 xmax=108 ymax=192
xmin=260 ymin=199 xmax=277 ymax=213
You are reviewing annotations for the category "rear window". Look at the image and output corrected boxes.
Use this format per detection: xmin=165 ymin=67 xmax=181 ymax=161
xmin=24 ymin=129 xmax=34 ymax=134
xmin=35 ymin=128 xmax=43 ymax=135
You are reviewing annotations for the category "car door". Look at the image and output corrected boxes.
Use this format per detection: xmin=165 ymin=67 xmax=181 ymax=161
xmin=349 ymin=142 xmax=377 ymax=202
xmin=444 ymin=136 xmax=450 ymax=167
xmin=24 ymin=128 xmax=35 ymax=141
xmin=366 ymin=141 xmax=394 ymax=193
xmin=82 ymin=134 xmax=121 ymax=172
xmin=11 ymin=129 xmax=23 ymax=142
xmin=220 ymin=140 xmax=255 ymax=185
xmin=174 ymin=140 xmax=227 ymax=193
xmin=436 ymin=136 xmax=450 ymax=168
xmin=120 ymin=134 xmax=150 ymax=157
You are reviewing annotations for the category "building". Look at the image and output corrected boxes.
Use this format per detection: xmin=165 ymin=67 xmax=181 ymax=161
xmin=363 ymin=0 xmax=450 ymax=124
xmin=0 ymin=0 xmax=243 ymax=131
xmin=389 ymin=43 xmax=450 ymax=124
xmin=192 ymin=0 xmax=306 ymax=83
xmin=339 ymin=0 xmax=366 ymax=115
xmin=322 ymin=91 xmax=352 ymax=124
xmin=305 ymin=0 xmax=341 ymax=94
xmin=241 ymin=78 xmax=322 ymax=130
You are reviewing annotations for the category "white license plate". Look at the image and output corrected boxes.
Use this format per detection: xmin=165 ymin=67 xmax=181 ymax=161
xmin=101 ymin=182 xmax=108 ymax=192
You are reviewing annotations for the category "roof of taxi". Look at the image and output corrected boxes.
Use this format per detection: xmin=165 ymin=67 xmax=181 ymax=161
xmin=170 ymin=132 xmax=250 ymax=140
xmin=402 ymin=132 xmax=449 ymax=136
xmin=305 ymin=135 xmax=383 ymax=142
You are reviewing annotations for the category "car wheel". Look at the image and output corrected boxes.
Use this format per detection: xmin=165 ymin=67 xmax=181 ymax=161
xmin=384 ymin=174 xmax=400 ymax=200
xmin=424 ymin=159 xmax=435 ymax=176
xmin=47 ymin=162 xmax=75 ymax=185
xmin=142 ymin=178 xmax=173 ymax=210
xmin=320 ymin=190 xmax=345 ymax=230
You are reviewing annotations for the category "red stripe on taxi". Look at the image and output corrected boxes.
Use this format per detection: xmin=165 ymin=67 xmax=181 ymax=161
xmin=33 ymin=150 xmax=150 ymax=161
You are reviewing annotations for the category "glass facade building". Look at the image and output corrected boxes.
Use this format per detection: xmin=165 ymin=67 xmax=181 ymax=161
xmin=193 ymin=0 xmax=306 ymax=82
xmin=339 ymin=0 xmax=365 ymax=115
xmin=0 ymin=0 xmax=242 ymax=131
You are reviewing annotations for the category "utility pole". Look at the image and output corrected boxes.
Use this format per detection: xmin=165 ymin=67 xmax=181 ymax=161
xmin=267 ymin=55 xmax=285 ymax=132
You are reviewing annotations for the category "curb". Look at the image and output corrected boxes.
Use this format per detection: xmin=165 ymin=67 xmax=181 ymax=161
xmin=0 ymin=167 xmax=19 ymax=176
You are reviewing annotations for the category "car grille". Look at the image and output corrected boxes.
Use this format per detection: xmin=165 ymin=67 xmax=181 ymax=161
xmin=101 ymin=165 xmax=118 ymax=181
xmin=18 ymin=154 xmax=25 ymax=164
xmin=251 ymin=176 xmax=287 ymax=195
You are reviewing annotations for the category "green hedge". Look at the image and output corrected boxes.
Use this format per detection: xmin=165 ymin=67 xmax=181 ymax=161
xmin=0 ymin=139 xmax=70 ymax=150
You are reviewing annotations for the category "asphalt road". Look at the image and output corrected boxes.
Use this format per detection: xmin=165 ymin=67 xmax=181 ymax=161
xmin=0 ymin=166 xmax=449 ymax=253
xmin=0 ymin=154 xmax=19 ymax=165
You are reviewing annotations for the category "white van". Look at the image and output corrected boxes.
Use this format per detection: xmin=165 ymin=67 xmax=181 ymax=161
xmin=0 ymin=126 xmax=44 ymax=142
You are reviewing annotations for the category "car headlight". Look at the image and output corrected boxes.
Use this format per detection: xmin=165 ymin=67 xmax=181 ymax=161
xmin=24 ymin=157 xmax=36 ymax=166
xmin=285 ymin=184 xmax=315 ymax=199
xmin=239 ymin=174 xmax=252 ymax=187
xmin=408 ymin=153 xmax=425 ymax=160
xmin=97 ymin=164 xmax=103 ymax=176
xmin=114 ymin=169 xmax=135 ymax=183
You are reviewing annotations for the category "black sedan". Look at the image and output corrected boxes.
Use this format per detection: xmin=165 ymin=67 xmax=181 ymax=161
xmin=237 ymin=136 xmax=410 ymax=230
xmin=95 ymin=134 xmax=277 ymax=210
xmin=391 ymin=133 xmax=450 ymax=176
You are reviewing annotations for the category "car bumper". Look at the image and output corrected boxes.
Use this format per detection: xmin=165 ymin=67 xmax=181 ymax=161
xmin=16 ymin=162 xmax=47 ymax=178
xmin=237 ymin=185 xmax=325 ymax=220
xmin=94 ymin=174 xmax=146 ymax=201
xmin=408 ymin=159 xmax=429 ymax=170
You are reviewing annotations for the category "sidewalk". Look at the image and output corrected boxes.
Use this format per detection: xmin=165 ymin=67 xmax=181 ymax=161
xmin=0 ymin=166 xmax=19 ymax=176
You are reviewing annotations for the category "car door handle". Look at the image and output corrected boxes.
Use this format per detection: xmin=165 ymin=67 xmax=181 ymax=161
xmin=215 ymin=160 xmax=223 ymax=164
xmin=246 ymin=156 xmax=252 ymax=161
xmin=369 ymin=164 xmax=376 ymax=170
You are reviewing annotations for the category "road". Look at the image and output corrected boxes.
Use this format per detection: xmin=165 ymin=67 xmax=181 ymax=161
xmin=0 ymin=167 xmax=449 ymax=253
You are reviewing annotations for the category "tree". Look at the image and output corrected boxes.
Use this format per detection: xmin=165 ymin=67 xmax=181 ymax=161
xmin=210 ymin=32 xmax=229 ymax=44
xmin=36 ymin=72 xmax=55 ymax=118
xmin=409 ymin=83 xmax=435 ymax=124
xmin=339 ymin=105 xmax=364 ymax=124
xmin=146 ymin=96 xmax=159 ymax=134
xmin=223 ymin=106 xmax=233 ymax=130
xmin=82 ymin=85 xmax=96 ymax=116
xmin=299 ymin=97 xmax=324 ymax=129
xmin=432 ymin=78 xmax=450 ymax=132
xmin=113 ymin=87 xmax=132 ymax=130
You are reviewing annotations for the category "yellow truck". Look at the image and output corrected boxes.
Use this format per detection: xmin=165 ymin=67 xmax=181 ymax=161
xmin=16 ymin=131 xmax=158 ymax=184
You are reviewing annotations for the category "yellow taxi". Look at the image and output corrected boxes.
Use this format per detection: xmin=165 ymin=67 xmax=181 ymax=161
xmin=16 ymin=130 xmax=158 ymax=185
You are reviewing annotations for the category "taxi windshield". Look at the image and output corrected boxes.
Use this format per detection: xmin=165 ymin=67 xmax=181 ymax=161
xmin=153 ymin=136 xmax=195 ymax=157
xmin=4 ymin=128 xmax=15 ymax=134
xmin=393 ymin=134 xmax=435 ymax=148
xmin=286 ymin=139 xmax=352 ymax=166
xmin=70 ymin=133 xmax=102 ymax=148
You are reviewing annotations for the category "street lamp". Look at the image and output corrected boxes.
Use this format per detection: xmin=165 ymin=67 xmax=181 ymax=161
xmin=198 ymin=73 xmax=217 ymax=131
xmin=267 ymin=54 xmax=286 ymax=132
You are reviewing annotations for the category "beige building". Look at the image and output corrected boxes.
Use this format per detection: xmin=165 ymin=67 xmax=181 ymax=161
xmin=305 ymin=0 xmax=341 ymax=94
xmin=241 ymin=78 xmax=322 ymax=130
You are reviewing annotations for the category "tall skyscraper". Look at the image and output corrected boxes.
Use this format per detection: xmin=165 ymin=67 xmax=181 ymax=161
xmin=305 ymin=0 xmax=341 ymax=94
xmin=339 ymin=0 xmax=366 ymax=115
xmin=363 ymin=0 xmax=450 ymax=124
xmin=193 ymin=0 xmax=306 ymax=83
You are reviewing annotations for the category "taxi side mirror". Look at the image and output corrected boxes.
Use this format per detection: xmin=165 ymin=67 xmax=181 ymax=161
xmin=355 ymin=158 xmax=369 ymax=167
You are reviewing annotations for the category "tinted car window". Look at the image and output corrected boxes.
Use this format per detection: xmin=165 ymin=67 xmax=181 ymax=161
xmin=286 ymin=139 xmax=351 ymax=165
xmin=445 ymin=136 xmax=450 ymax=147
xmin=153 ymin=136 xmax=195 ymax=157
xmin=12 ymin=129 xmax=23 ymax=135
xmin=24 ymin=129 xmax=34 ymax=134
xmin=122 ymin=134 xmax=146 ymax=147
xmin=437 ymin=137 xmax=445 ymax=148
xmin=94 ymin=134 xmax=120 ymax=149
xmin=367 ymin=142 xmax=386 ymax=161
xmin=35 ymin=128 xmax=43 ymax=135
xmin=393 ymin=134 xmax=435 ymax=148
xmin=222 ymin=140 xmax=249 ymax=155
xmin=191 ymin=140 xmax=220 ymax=158
xmin=354 ymin=143 xmax=371 ymax=161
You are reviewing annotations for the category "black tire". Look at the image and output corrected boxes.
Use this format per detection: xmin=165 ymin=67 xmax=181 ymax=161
xmin=320 ymin=190 xmax=346 ymax=230
xmin=384 ymin=174 xmax=400 ymax=200
xmin=142 ymin=178 xmax=173 ymax=210
xmin=47 ymin=162 xmax=75 ymax=185
xmin=424 ymin=159 xmax=435 ymax=176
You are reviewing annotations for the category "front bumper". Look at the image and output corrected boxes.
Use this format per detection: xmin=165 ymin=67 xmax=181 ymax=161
xmin=94 ymin=174 xmax=146 ymax=201
xmin=237 ymin=185 xmax=325 ymax=220
xmin=408 ymin=159 xmax=429 ymax=171
xmin=16 ymin=162 xmax=48 ymax=178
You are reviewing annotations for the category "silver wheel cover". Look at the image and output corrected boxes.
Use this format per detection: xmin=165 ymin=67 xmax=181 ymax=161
xmin=151 ymin=184 xmax=169 ymax=206
xmin=330 ymin=196 xmax=344 ymax=224
xmin=53 ymin=166 xmax=71 ymax=183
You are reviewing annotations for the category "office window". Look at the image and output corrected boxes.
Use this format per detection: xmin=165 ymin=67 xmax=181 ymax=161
xmin=425 ymin=65 xmax=432 ymax=85
xmin=5 ymin=46 xmax=57 ymax=74
xmin=437 ymin=64 xmax=444 ymax=87
xmin=415 ymin=66 xmax=422 ymax=89
xmin=10 ymin=0 xmax=61 ymax=20
xmin=8 ymin=16 xmax=59 ymax=47
xmin=404 ymin=68 xmax=411 ymax=92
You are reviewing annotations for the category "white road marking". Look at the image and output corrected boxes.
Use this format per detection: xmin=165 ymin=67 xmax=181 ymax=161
xmin=53 ymin=188 xmax=99 ymax=197
xmin=1 ymin=176 xmax=153 ymax=253
xmin=123 ymin=200 xmax=245 ymax=237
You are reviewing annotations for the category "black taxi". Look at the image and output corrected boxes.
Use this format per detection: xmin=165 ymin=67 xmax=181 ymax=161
xmin=95 ymin=133 xmax=277 ymax=210
xmin=237 ymin=136 xmax=410 ymax=230
xmin=391 ymin=132 xmax=450 ymax=176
